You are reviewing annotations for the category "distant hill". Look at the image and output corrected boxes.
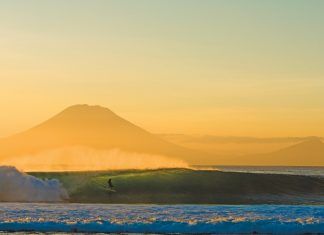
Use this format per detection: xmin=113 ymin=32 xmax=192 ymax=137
xmin=259 ymin=137 xmax=324 ymax=166
xmin=0 ymin=105 xmax=204 ymax=166
xmin=230 ymin=137 xmax=324 ymax=166
xmin=158 ymin=134 xmax=305 ymax=160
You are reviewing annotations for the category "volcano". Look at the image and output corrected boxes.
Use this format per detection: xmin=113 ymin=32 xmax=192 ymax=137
xmin=0 ymin=105 xmax=203 ymax=169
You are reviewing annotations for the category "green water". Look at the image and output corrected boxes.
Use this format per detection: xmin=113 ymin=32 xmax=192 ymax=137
xmin=31 ymin=168 xmax=324 ymax=204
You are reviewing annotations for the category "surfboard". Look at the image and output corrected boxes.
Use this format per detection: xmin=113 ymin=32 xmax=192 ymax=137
xmin=103 ymin=187 xmax=117 ymax=193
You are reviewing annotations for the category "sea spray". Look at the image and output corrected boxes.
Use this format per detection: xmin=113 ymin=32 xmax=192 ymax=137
xmin=0 ymin=166 xmax=68 ymax=202
xmin=1 ymin=147 xmax=189 ymax=172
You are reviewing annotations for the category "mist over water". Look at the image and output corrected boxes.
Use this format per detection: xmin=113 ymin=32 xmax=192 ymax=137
xmin=1 ymin=147 xmax=189 ymax=172
xmin=0 ymin=166 xmax=68 ymax=202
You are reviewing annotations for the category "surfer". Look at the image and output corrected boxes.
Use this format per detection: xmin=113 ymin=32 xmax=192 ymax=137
xmin=107 ymin=178 xmax=114 ymax=189
xmin=104 ymin=178 xmax=116 ymax=192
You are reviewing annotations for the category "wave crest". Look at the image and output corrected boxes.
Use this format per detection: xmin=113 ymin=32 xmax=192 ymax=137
xmin=0 ymin=166 xmax=68 ymax=202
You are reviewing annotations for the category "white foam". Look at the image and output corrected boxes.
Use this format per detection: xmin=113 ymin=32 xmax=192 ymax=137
xmin=0 ymin=166 xmax=68 ymax=202
xmin=0 ymin=204 xmax=323 ymax=234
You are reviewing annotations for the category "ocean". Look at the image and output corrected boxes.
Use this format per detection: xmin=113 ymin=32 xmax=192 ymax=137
xmin=1 ymin=166 xmax=324 ymax=234
xmin=208 ymin=166 xmax=324 ymax=177
xmin=29 ymin=167 xmax=324 ymax=205
xmin=0 ymin=203 xmax=324 ymax=234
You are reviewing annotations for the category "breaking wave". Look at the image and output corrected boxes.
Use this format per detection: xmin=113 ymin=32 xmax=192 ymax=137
xmin=0 ymin=166 xmax=68 ymax=202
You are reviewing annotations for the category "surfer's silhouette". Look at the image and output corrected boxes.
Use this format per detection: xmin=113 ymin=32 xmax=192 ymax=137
xmin=105 ymin=178 xmax=116 ymax=192
xmin=107 ymin=178 xmax=114 ymax=189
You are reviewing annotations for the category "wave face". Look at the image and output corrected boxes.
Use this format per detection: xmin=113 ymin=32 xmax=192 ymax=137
xmin=32 ymin=168 xmax=324 ymax=204
xmin=0 ymin=203 xmax=323 ymax=234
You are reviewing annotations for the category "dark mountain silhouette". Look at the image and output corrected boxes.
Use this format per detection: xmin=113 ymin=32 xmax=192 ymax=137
xmin=0 ymin=105 xmax=204 ymax=164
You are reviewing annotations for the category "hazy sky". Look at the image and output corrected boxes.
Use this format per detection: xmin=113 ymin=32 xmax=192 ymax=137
xmin=1 ymin=0 xmax=324 ymax=137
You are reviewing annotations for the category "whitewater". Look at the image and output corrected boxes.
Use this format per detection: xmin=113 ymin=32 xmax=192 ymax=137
xmin=0 ymin=203 xmax=323 ymax=234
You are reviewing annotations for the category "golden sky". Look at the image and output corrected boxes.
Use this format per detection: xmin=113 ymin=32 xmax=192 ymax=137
xmin=1 ymin=0 xmax=324 ymax=138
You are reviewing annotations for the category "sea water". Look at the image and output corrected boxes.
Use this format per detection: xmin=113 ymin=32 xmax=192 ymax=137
xmin=0 ymin=203 xmax=323 ymax=234
xmin=201 ymin=166 xmax=324 ymax=177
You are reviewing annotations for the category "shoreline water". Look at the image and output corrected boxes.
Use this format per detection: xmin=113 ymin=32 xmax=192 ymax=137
xmin=0 ymin=203 xmax=324 ymax=234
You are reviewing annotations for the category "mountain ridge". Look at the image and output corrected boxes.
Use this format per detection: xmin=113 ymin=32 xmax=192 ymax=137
xmin=260 ymin=137 xmax=324 ymax=165
xmin=0 ymin=104 xmax=205 ymax=164
xmin=230 ymin=137 xmax=324 ymax=166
